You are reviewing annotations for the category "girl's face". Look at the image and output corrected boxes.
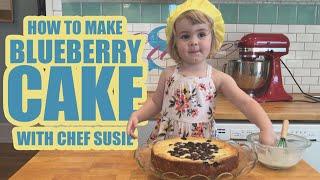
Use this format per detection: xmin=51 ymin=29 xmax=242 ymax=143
xmin=175 ymin=18 xmax=212 ymax=65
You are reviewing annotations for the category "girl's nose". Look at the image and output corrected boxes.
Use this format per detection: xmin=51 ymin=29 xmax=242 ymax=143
xmin=189 ymin=37 xmax=198 ymax=46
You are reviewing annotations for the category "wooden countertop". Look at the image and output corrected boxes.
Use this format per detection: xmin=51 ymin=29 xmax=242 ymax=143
xmin=10 ymin=93 xmax=320 ymax=179
xmin=11 ymin=150 xmax=320 ymax=179
xmin=148 ymin=93 xmax=320 ymax=121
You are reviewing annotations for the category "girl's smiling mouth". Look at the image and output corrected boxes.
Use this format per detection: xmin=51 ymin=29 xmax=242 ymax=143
xmin=188 ymin=50 xmax=200 ymax=54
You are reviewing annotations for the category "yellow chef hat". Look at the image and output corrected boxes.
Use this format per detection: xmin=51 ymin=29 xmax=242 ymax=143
xmin=166 ymin=0 xmax=225 ymax=52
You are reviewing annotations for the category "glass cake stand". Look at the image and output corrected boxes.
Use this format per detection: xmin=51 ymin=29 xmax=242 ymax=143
xmin=134 ymin=139 xmax=257 ymax=180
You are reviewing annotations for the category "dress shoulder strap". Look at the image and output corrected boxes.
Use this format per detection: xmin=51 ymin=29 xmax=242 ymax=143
xmin=206 ymin=65 xmax=212 ymax=78
xmin=171 ymin=65 xmax=180 ymax=77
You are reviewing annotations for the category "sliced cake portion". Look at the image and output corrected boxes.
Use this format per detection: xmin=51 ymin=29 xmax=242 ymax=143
xmin=151 ymin=137 xmax=239 ymax=177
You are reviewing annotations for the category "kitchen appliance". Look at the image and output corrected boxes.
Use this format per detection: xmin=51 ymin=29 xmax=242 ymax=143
xmin=225 ymin=33 xmax=292 ymax=102
xmin=223 ymin=59 xmax=269 ymax=97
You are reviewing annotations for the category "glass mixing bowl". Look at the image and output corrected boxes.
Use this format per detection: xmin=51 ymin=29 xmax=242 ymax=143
xmin=247 ymin=132 xmax=311 ymax=169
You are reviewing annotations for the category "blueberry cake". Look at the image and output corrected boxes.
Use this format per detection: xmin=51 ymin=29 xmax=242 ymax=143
xmin=151 ymin=137 xmax=239 ymax=177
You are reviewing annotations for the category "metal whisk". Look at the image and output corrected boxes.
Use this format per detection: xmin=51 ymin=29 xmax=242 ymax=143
xmin=277 ymin=120 xmax=289 ymax=148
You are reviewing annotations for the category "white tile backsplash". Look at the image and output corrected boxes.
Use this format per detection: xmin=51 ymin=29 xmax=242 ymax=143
xmin=281 ymin=68 xmax=292 ymax=77
xmin=309 ymin=86 xmax=320 ymax=93
xmin=285 ymin=76 xmax=301 ymax=85
xmin=53 ymin=11 xmax=63 ymax=16
xmin=303 ymin=60 xmax=320 ymax=68
xmin=301 ymin=77 xmax=319 ymax=85
xmin=48 ymin=0 xmax=320 ymax=93
xmin=294 ymin=68 xmax=311 ymax=76
xmin=133 ymin=24 xmax=151 ymax=32
xmin=254 ymin=25 xmax=271 ymax=33
xmin=305 ymin=43 xmax=320 ymax=51
xmin=285 ymin=33 xmax=296 ymax=42
xmin=283 ymin=51 xmax=296 ymax=59
xmin=271 ymin=25 xmax=288 ymax=33
xmin=227 ymin=33 xmax=244 ymax=41
xmin=236 ymin=24 xmax=254 ymax=32
xmin=289 ymin=43 xmax=304 ymax=51
xmin=312 ymin=51 xmax=320 ymax=59
xmin=150 ymin=23 xmax=164 ymax=29
xmin=285 ymin=60 xmax=303 ymax=68
xmin=311 ymin=69 xmax=320 ymax=76
xmin=142 ymin=49 xmax=150 ymax=59
xmin=158 ymin=32 xmax=166 ymax=40
xmin=297 ymin=34 xmax=313 ymax=42
xmin=225 ymin=24 xmax=237 ymax=32
xmin=126 ymin=24 xmax=133 ymax=32
xmin=143 ymin=43 xmax=152 ymax=50
xmin=284 ymin=85 xmax=293 ymax=93
xmin=296 ymin=51 xmax=312 ymax=59
xmin=153 ymin=59 xmax=166 ymax=67
xmin=314 ymin=34 xmax=320 ymax=42
xmin=53 ymin=0 xmax=62 ymax=11
xmin=288 ymin=25 xmax=305 ymax=33
xmin=306 ymin=26 xmax=320 ymax=33
xmin=293 ymin=85 xmax=309 ymax=93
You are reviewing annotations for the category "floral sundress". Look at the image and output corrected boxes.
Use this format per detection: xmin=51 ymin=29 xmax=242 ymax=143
xmin=149 ymin=65 xmax=217 ymax=142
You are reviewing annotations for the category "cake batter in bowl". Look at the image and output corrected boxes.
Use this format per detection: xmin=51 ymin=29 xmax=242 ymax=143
xmin=247 ymin=132 xmax=311 ymax=169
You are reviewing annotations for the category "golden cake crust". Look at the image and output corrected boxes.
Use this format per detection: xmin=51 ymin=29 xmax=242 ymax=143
xmin=151 ymin=137 xmax=239 ymax=177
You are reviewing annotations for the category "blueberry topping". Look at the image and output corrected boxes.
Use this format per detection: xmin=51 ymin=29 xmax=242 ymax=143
xmin=168 ymin=140 xmax=220 ymax=162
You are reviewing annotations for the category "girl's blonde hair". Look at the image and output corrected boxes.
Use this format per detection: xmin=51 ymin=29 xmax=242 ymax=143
xmin=167 ymin=10 xmax=216 ymax=64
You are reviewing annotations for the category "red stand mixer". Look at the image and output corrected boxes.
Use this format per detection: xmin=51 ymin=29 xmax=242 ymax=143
xmin=225 ymin=33 xmax=292 ymax=102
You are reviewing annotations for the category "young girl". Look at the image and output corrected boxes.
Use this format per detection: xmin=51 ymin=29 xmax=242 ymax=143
xmin=127 ymin=0 xmax=276 ymax=145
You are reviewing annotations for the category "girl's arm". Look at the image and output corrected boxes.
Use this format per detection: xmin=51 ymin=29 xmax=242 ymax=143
xmin=132 ymin=94 xmax=163 ymax=123
xmin=126 ymin=69 xmax=168 ymax=138
xmin=215 ymin=71 xmax=275 ymax=145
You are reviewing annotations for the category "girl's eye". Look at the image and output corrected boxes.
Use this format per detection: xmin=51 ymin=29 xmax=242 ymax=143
xmin=180 ymin=34 xmax=190 ymax=40
xmin=198 ymin=32 xmax=207 ymax=38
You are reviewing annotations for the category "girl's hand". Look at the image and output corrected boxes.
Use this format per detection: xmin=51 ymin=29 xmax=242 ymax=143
xmin=259 ymin=129 xmax=276 ymax=146
xmin=126 ymin=114 xmax=139 ymax=139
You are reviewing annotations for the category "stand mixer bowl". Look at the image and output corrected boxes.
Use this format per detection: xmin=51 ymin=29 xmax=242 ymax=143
xmin=224 ymin=59 xmax=270 ymax=97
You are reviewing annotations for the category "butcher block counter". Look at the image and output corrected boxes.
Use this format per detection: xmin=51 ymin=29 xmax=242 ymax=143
xmin=11 ymin=150 xmax=320 ymax=179
xmin=148 ymin=93 xmax=320 ymax=121
xmin=214 ymin=93 xmax=320 ymax=120
xmin=10 ymin=93 xmax=320 ymax=179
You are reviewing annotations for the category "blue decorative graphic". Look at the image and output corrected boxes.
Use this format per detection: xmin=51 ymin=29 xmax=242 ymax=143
xmin=148 ymin=26 xmax=167 ymax=52
xmin=147 ymin=26 xmax=167 ymax=71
